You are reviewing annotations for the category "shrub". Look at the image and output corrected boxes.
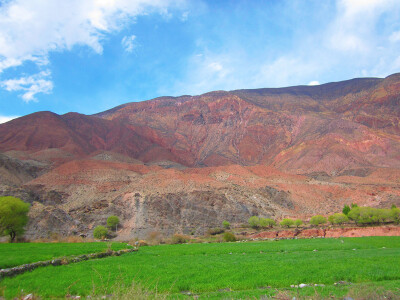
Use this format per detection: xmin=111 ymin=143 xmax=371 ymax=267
xmin=0 ymin=196 xmax=30 ymax=242
xmin=391 ymin=204 xmax=397 ymax=209
xmin=342 ymin=204 xmax=351 ymax=215
xmin=348 ymin=206 xmax=361 ymax=222
xmin=391 ymin=208 xmax=400 ymax=224
xmin=248 ymin=216 xmax=260 ymax=229
xmin=259 ymin=218 xmax=276 ymax=228
xmin=222 ymin=220 xmax=230 ymax=229
xmin=207 ymin=228 xmax=225 ymax=235
xmin=328 ymin=213 xmax=349 ymax=225
xmin=171 ymin=234 xmax=189 ymax=244
xmin=376 ymin=209 xmax=392 ymax=223
xmin=107 ymin=216 xmax=120 ymax=231
xmin=93 ymin=226 xmax=108 ymax=240
xmin=280 ymin=218 xmax=295 ymax=228
xmin=294 ymin=219 xmax=303 ymax=228
xmin=223 ymin=232 xmax=236 ymax=242
xmin=309 ymin=215 xmax=327 ymax=226
xmin=147 ymin=231 xmax=163 ymax=245
xmin=348 ymin=207 xmax=393 ymax=225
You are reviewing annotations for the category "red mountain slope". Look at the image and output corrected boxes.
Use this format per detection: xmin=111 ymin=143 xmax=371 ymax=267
xmin=1 ymin=73 xmax=400 ymax=239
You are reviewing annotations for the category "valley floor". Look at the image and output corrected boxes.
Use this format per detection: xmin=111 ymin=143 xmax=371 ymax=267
xmin=1 ymin=237 xmax=400 ymax=299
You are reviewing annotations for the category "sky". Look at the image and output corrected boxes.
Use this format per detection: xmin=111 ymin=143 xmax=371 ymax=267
xmin=0 ymin=0 xmax=400 ymax=122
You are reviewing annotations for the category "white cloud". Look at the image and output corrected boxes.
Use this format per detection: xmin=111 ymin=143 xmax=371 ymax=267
xmin=0 ymin=0 xmax=186 ymax=99
xmin=121 ymin=35 xmax=137 ymax=53
xmin=389 ymin=31 xmax=400 ymax=42
xmin=328 ymin=0 xmax=399 ymax=53
xmin=207 ymin=62 xmax=223 ymax=72
xmin=1 ymin=70 xmax=53 ymax=102
xmin=308 ymin=81 xmax=320 ymax=86
xmin=168 ymin=0 xmax=400 ymax=96
xmin=181 ymin=11 xmax=189 ymax=22
xmin=0 ymin=115 xmax=19 ymax=124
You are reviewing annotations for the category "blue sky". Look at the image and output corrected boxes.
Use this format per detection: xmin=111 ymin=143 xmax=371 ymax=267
xmin=0 ymin=0 xmax=400 ymax=122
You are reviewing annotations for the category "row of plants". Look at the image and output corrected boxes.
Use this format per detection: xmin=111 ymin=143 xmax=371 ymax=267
xmin=246 ymin=204 xmax=400 ymax=229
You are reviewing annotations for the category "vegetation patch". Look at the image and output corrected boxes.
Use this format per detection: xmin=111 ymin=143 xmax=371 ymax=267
xmin=0 ymin=242 xmax=132 ymax=269
xmin=1 ymin=237 xmax=399 ymax=299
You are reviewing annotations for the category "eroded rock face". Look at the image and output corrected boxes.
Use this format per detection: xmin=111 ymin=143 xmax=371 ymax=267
xmin=1 ymin=74 xmax=400 ymax=239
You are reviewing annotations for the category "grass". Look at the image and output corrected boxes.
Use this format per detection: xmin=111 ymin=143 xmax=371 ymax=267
xmin=0 ymin=237 xmax=400 ymax=299
xmin=0 ymin=242 xmax=132 ymax=269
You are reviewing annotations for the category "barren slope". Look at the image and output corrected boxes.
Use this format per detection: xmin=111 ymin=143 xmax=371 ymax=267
xmin=0 ymin=73 xmax=400 ymax=239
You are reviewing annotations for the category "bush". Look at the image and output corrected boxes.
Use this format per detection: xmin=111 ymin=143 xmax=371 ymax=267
xmin=207 ymin=228 xmax=225 ymax=235
xmin=391 ymin=208 xmax=400 ymax=224
xmin=248 ymin=216 xmax=260 ymax=229
xmin=223 ymin=232 xmax=236 ymax=242
xmin=171 ymin=234 xmax=189 ymax=244
xmin=349 ymin=207 xmax=395 ymax=225
xmin=328 ymin=213 xmax=349 ymax=225
xmin=376 ymin=209 xmax=392 ymax=223
xmin=107 ymin=216 xmax=120 ymax=231
xmin=309 ymin=215 xmax=327 ymax=226
xmin=280 ymin=218 xmax=295 ymax=228
xmin=259 ymin=218 xmax=276 ymax=228
xmin=294 ymin=219 xmax=303 ymax=228
xmin=348 ymin=206 xmax=361 ymax=222
xmin=93 ymin=226 xmax=108 ymax=240
xmin=222 ymin=220 xmax=230 ymax=229
xmin=146 ymin=231 xmax=163 ymax=245
xmin=0 ymin=196 xmax=30 ymax=242
xmin=342 ymin=204 xmax=351 ymax=215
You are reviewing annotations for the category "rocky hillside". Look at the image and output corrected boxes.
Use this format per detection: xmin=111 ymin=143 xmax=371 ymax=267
xmin=1 ymin=73 xmax=400 ymax=239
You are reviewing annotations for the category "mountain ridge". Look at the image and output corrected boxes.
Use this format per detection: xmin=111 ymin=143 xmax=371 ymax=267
xmin=1 ymin=73 xmax=400 ymax=239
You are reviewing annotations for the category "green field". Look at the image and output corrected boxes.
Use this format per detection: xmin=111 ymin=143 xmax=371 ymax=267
xmin=1 ymin=237 xmax=400 ymax=299
xmin=0 ymin=242 xmax=132 ymax=269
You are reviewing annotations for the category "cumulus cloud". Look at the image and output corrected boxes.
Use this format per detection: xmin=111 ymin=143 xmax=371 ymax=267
xmin=308 ymin=81 xmax=320 ymax=86
xmin=0 ymin=115 xmax=19 ymax=124
xmin=0 ymin=0 xmax=185 ymax=100
xmin=121 ymin=35 xmax=137 ymax=53
xmin=1 ymin=70 xmax=53 ymax=102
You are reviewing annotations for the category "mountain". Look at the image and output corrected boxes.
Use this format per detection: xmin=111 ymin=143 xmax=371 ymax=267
xmin=1 ymin=73 xmax=400 ymax=239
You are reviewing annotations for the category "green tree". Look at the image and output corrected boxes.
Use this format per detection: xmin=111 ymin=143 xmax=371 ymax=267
xmin=348 ymin=206 xmax=361 ymax=223
xmin=0 ymin=196 xmax=30 ymax=242
xmin=348 ymin=207 xmax=380 ymax=225
xmin=107 ymin=216 xmax=120 ymax=232
xmin=391 ymin=204 xmax=397 ymax=209
xmin=376 ymin=209 xmax=392 ymax=223
xmin=222 ymin=220 xmax=230 ymax=229
xmin=294 ymin=219 xmax=303 ymax=228
xmin=259 ymin=218 xmax=276 ymax=228
xmin=309 ymin=215 xmax=327 ymax=226
xmin=342 ymin=204 xmax=351 ymax=215
xmin=391 ymin=207 xmax=400 ymax=224
xmin=93 ymin=226 xmax=108 ymax=240
xmin=248 ymin=216 xmax=260 ymax=229
xmin=328 ymin=213 xmax=349 ymax=225
xmin=223 ymin=232 xmax=236 ymax=242
xmin=280 ymin=218 xmax=295 ymax=228
xmin=351 ymin=203 xmax=358 ymax=208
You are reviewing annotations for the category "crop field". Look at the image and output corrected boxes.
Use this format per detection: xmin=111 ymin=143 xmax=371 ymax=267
xmin=1 ymin=237 xmax=400 ymax=299
xmin=0 ymin=242 xmax=132 ymax=269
